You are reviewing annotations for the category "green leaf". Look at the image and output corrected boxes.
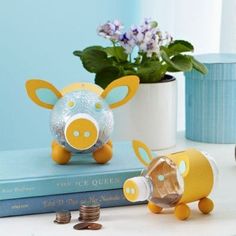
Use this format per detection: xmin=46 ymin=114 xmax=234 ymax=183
xmin=166 ymin=40 xmax=194 ymax=56
xmin=73 ymin=46 xmax=104 ymax=58
xmin=73 ymin=50 xmax=83 ymax=57
xmin=137 ymin=61 xmax=165 ymax=83
xmin=171 ymin=55 xmax=192 ymax=71
xmin=124 ymin=69 xmax=137 ymax=75
xmin=161 ymin=50 xmax=192 ymax=72
xmin=83 ymin=46 xmax=105 ymax=52
xmin=104 ymin=46 xmax=128 ymax=61
xmin=188 ymin=56 xmax=208 ymax=74
xmin=76 ymin=46 xmax=112 ymax=73
xmin=150 ymin=21 xmax=158 ymax=28
xmin=95 ymin=66 xmax=123 ymax=89
xmin=166 ymin=66 xmax=181 ymax=72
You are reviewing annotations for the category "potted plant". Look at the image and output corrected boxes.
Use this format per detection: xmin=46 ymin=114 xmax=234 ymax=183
xmin=73 ymin=19 xmax=207 ymax=150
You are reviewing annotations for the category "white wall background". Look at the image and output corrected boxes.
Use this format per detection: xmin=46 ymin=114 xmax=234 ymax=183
xmin=220 ymin=0 xmax=236 ymax=53
xmin=140 ymin=0 xmax=222 ymax=130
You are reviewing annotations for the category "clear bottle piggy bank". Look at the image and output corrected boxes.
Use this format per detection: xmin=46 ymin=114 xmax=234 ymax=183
xmin=25 ymin=76 xmax=139 ymax=165
xmin=123 ymin=140 xmax=218 ymax=220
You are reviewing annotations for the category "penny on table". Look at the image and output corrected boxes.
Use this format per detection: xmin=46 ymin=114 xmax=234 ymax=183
xmin=87 ymin=223 xmax=102 ymax=230
xmin=73 ymin=222 xmax=102 ymax=230
xmin=73 ymin=222 xmax=91 ymax=230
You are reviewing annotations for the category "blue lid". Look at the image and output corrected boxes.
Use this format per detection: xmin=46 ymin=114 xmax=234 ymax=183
xmin=185 ymin=53 xmax=236 ymax=81
xmin=195 ymin=53 xmax=236 ymax=64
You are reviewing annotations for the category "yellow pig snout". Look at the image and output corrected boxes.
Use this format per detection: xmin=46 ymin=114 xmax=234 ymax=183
xmin=64 ymin=113 xmax=99 ymax=150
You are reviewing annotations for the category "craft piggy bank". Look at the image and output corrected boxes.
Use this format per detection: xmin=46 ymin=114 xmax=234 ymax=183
xmin=123 ymin=140 xmax=218 ymax=220
xmin=25 ymin=76 xmax=139 ymax=164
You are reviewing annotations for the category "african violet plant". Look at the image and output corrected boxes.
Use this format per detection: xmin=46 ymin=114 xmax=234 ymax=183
xmin=74 ymin=19 xmax=207 ymax=88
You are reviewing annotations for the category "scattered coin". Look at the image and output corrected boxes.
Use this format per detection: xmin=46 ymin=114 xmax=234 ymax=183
xmin=87 ymin=223 xmax=102 ymax=230
xmin=73 ymin=222 xmax=91 ymax=230
xmin=73 ymin=222 xmax=102 ymax=231
xmin=54 ymin=210 xmax=71 ymax=224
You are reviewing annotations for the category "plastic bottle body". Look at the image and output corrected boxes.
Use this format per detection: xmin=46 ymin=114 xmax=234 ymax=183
xmin=123 ymin=149 xmax=217 ymax=208
xmin=144 ymin=156 xmax=184 ymax=208
xmin=123 ymin=156 xmax=184 ymax=208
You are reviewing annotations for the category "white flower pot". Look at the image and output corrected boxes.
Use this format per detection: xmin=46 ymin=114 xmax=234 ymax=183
xmin=112 ymin=76 xmax=177 ymax=150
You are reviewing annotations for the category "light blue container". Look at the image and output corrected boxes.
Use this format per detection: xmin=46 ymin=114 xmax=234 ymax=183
xmin=185 ymin=53 xmax=236 ymax=143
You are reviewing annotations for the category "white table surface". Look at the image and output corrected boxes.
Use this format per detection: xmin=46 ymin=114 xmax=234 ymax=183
xmin=1 ymin=132 xmax=236 ymax=236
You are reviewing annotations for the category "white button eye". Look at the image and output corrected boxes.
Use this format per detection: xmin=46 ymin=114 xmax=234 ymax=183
xmin=179 ymin=160 xmax=187 ymax=175
xmin=67 ymin=101 xmax=75 ymax=108
xmin=84 ymin=131 xmax=91 ymax=137
xmin=158 ymin=175 xmax=165 ymax=181
xmin=95 ymin=102 xmax=102 ymax=110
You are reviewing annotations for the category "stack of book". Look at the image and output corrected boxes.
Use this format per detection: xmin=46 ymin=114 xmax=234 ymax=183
xmin=0 ymin=142 xmax=144 ymax=217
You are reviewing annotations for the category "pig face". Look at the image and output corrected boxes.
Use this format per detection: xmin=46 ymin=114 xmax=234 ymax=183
xmin=25 ymin=76 xmax=139 ymax=153
xmin=50 ymin=89 xmax=113 ymax=153
xmin=123 ymin=140 xmax=184 ymax=203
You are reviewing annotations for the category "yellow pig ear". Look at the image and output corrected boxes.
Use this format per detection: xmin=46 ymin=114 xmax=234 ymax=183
xmin=101 ymin=75 xmax=139 ymax=109
xmin=25 ymin=79 xmax=62 ymax=109
xmin=132 ymin=140 xmax=154 ymax=166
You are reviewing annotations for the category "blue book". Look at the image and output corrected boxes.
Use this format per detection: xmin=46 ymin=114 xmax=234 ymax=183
xmin=0 ymin=142 xmax=143 ymax=200
xmin=0 ymin=188 xmax=145 ymax=217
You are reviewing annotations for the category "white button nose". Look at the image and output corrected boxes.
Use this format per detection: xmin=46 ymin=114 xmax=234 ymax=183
xmin=84 ymin=131 xmax=91 ymax=137
xmin=73 ymin=130 xmax=80 ymax=137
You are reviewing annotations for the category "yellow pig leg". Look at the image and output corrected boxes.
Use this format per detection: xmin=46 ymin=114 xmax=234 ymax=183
xmin=147 ymin=201 xmax=162 ymax=214
xmin=92 ymin=141 xmax=113 ymax=164
xmin=174 ymin=203 xmax=191 ymax=220
xmin=198 ymin=197 xmax=214 ymax=214
xmin=51 ymin=140 xmax=72 ymax=164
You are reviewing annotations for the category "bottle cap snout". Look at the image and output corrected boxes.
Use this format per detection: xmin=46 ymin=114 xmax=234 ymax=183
xmin=64 ymin=113 xmax=99 ymax=150
xmin=123 ymin=176 xmax=151 ymax=202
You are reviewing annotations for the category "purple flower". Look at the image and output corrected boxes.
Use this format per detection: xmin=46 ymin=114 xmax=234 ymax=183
xmin=140 ymin=18 xmax=157 ymax=33
xmin=134 ymin=18 xmax=172 ymax=57
xmin=137 ymin=25 xmax=160 ymax=57
xmin=162 ymin=31 xmax=173 ymax=45
xmin=119 ymin=32 xmax=135 ymax=54
xmin=97 ymin=18 xmax=173 ymax=57
xmin=97 ymin=20 xmax=123 ymax=41
xmin=129 ymin=25 xmax=144 ymax=44
xmin=139 ymin=38 xmax=160 ymax=58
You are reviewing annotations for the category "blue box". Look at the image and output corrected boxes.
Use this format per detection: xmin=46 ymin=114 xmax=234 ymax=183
xmin=185 ymin=54 xmax=236 ymax=143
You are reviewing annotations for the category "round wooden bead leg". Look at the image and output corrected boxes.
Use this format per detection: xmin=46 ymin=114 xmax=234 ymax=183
xmin=198 ymin=197 xmax=214 ymax=214
xmin=174 ymin=203 xmax=191 ymax=220
xmin=51 ymin=140 xmax=72 ymax=165
xmin=93 ymin=144 xmax=113 ymax=164
xmin=147 ymin=201 xmax=162 ymax=214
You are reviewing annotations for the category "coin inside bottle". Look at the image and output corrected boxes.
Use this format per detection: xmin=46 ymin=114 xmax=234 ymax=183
xmin=146 ymin=156 xmax=183 ymax=208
